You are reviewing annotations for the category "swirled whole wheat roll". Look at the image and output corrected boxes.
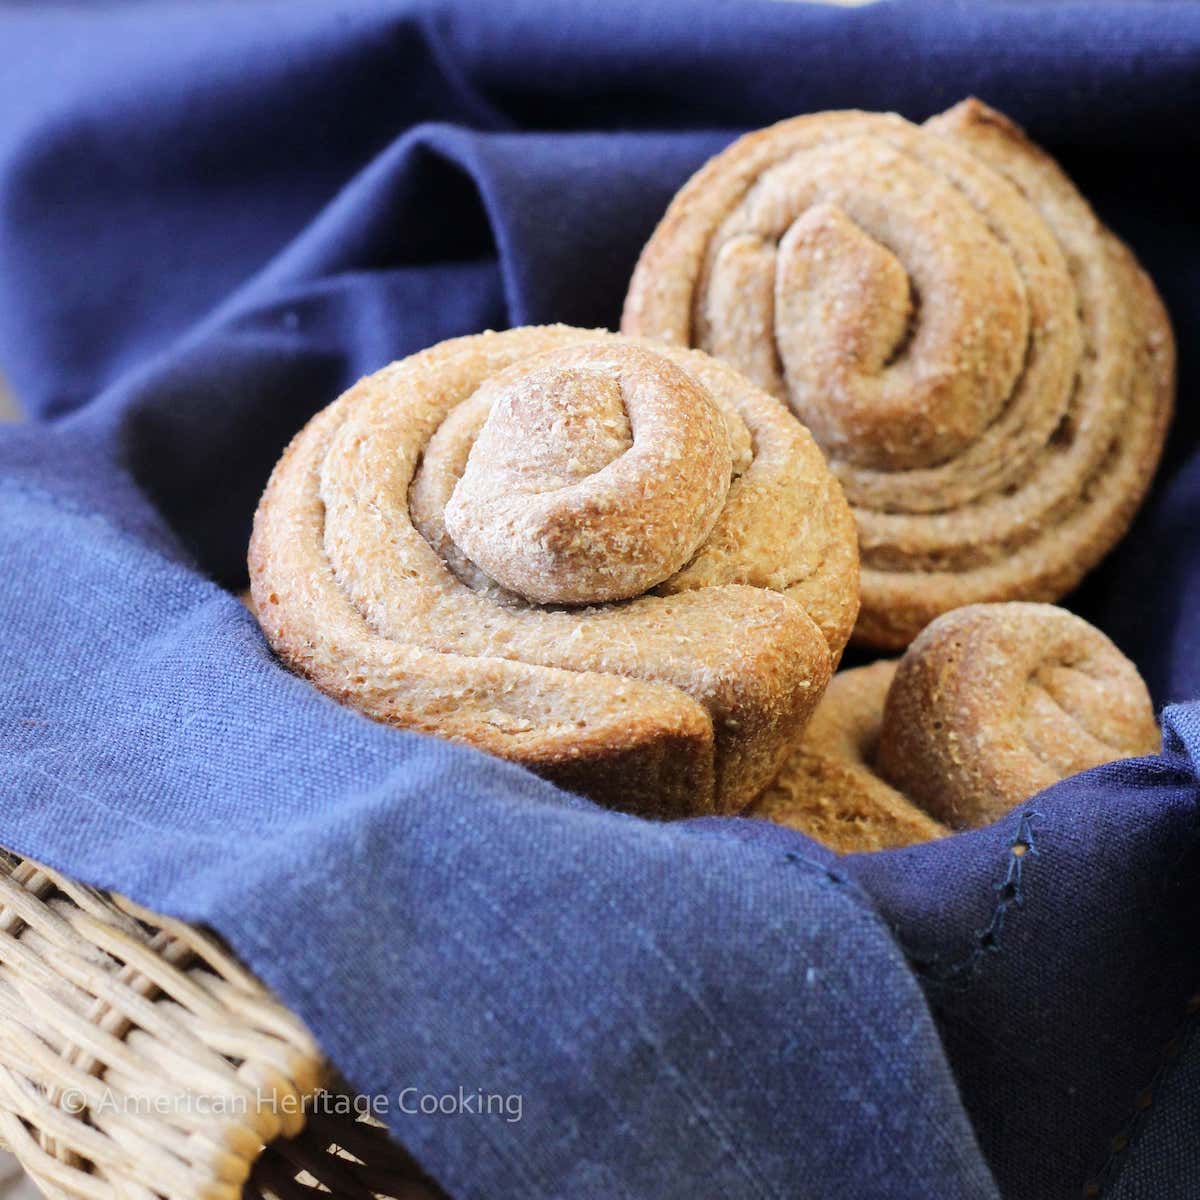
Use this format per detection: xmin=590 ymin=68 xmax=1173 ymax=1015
xmin=876 ymin=602 xmax=1160 ymax=829
xmin=250 ymin=326 xmax=860 ymax=818
xmin=750 ymin=602 xmax=1159 ymax=852
xmin=623 ymin=98 xmax=1175 ymax=649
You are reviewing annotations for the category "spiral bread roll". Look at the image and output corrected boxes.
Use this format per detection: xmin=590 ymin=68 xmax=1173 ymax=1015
xmin=750 ymin=603 xmax=1158 ymax=852
xmin=877 ymin=602 xmax=1160 ymax=829
xmin=623 ymin=98 xmax=1174 ymax=649
xmin=250 ymin=326 xmax=860 ymax=818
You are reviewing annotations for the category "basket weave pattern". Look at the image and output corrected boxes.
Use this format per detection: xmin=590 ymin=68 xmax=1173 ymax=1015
xmin=0 ymin=852 xmax=439 ymax=1200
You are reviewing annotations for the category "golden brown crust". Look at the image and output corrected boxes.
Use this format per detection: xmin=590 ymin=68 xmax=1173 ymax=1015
xmin=249 ymin=326 xmax=860 ymax=817
xmin=750 ymin=602 xmax=1159 ymax=850
xmin=622 ymin=98 xmax=1175 ymax=650
xmin=749 ymin=660 xmax=949 ymax=853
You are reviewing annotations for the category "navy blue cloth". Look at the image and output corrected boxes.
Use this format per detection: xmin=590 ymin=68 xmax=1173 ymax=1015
xmin=1 ymin=2 xmax=1198 ymax=1197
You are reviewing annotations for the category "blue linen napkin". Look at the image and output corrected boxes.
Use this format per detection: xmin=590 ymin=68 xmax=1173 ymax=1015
xmin=1 ymin=2 xmax=1198 ymax=1197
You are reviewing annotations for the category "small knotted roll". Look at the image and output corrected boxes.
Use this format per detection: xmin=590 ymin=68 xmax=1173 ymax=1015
xmin=623 ymin=98 xmax=1175 ymax=649
xmin=250 ymin=326 xmax=860 ymax=817
xmin=750 ymin=603 xmax=1159 ymax=851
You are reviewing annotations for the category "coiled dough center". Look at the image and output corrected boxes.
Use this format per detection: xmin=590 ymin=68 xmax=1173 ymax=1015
xmin=444 ymin=345 xmax=734 ymax=604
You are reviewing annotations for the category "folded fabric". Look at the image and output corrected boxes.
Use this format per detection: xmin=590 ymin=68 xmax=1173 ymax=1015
xmin=1 ymin=2 xmax=1198 ymax=1198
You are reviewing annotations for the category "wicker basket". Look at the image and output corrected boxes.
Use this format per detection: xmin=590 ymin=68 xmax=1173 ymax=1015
xmin=0 ymin=851 xmax=444 ymax=1200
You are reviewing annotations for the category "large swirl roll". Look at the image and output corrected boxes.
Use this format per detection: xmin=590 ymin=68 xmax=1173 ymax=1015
xmin=622 ymin=98 xmax=1175 ymax=649
xmin=249 ymin=326 xmax=860 ymax=817
xmin=750 ymin=602 xmax=1159 ymax=851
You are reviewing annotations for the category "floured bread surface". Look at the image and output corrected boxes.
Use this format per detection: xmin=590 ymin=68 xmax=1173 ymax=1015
xmin=250 ymin=325 xmax=860 ymax=817
xmin=623 ymin=99 xmax=1174 ymax=649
